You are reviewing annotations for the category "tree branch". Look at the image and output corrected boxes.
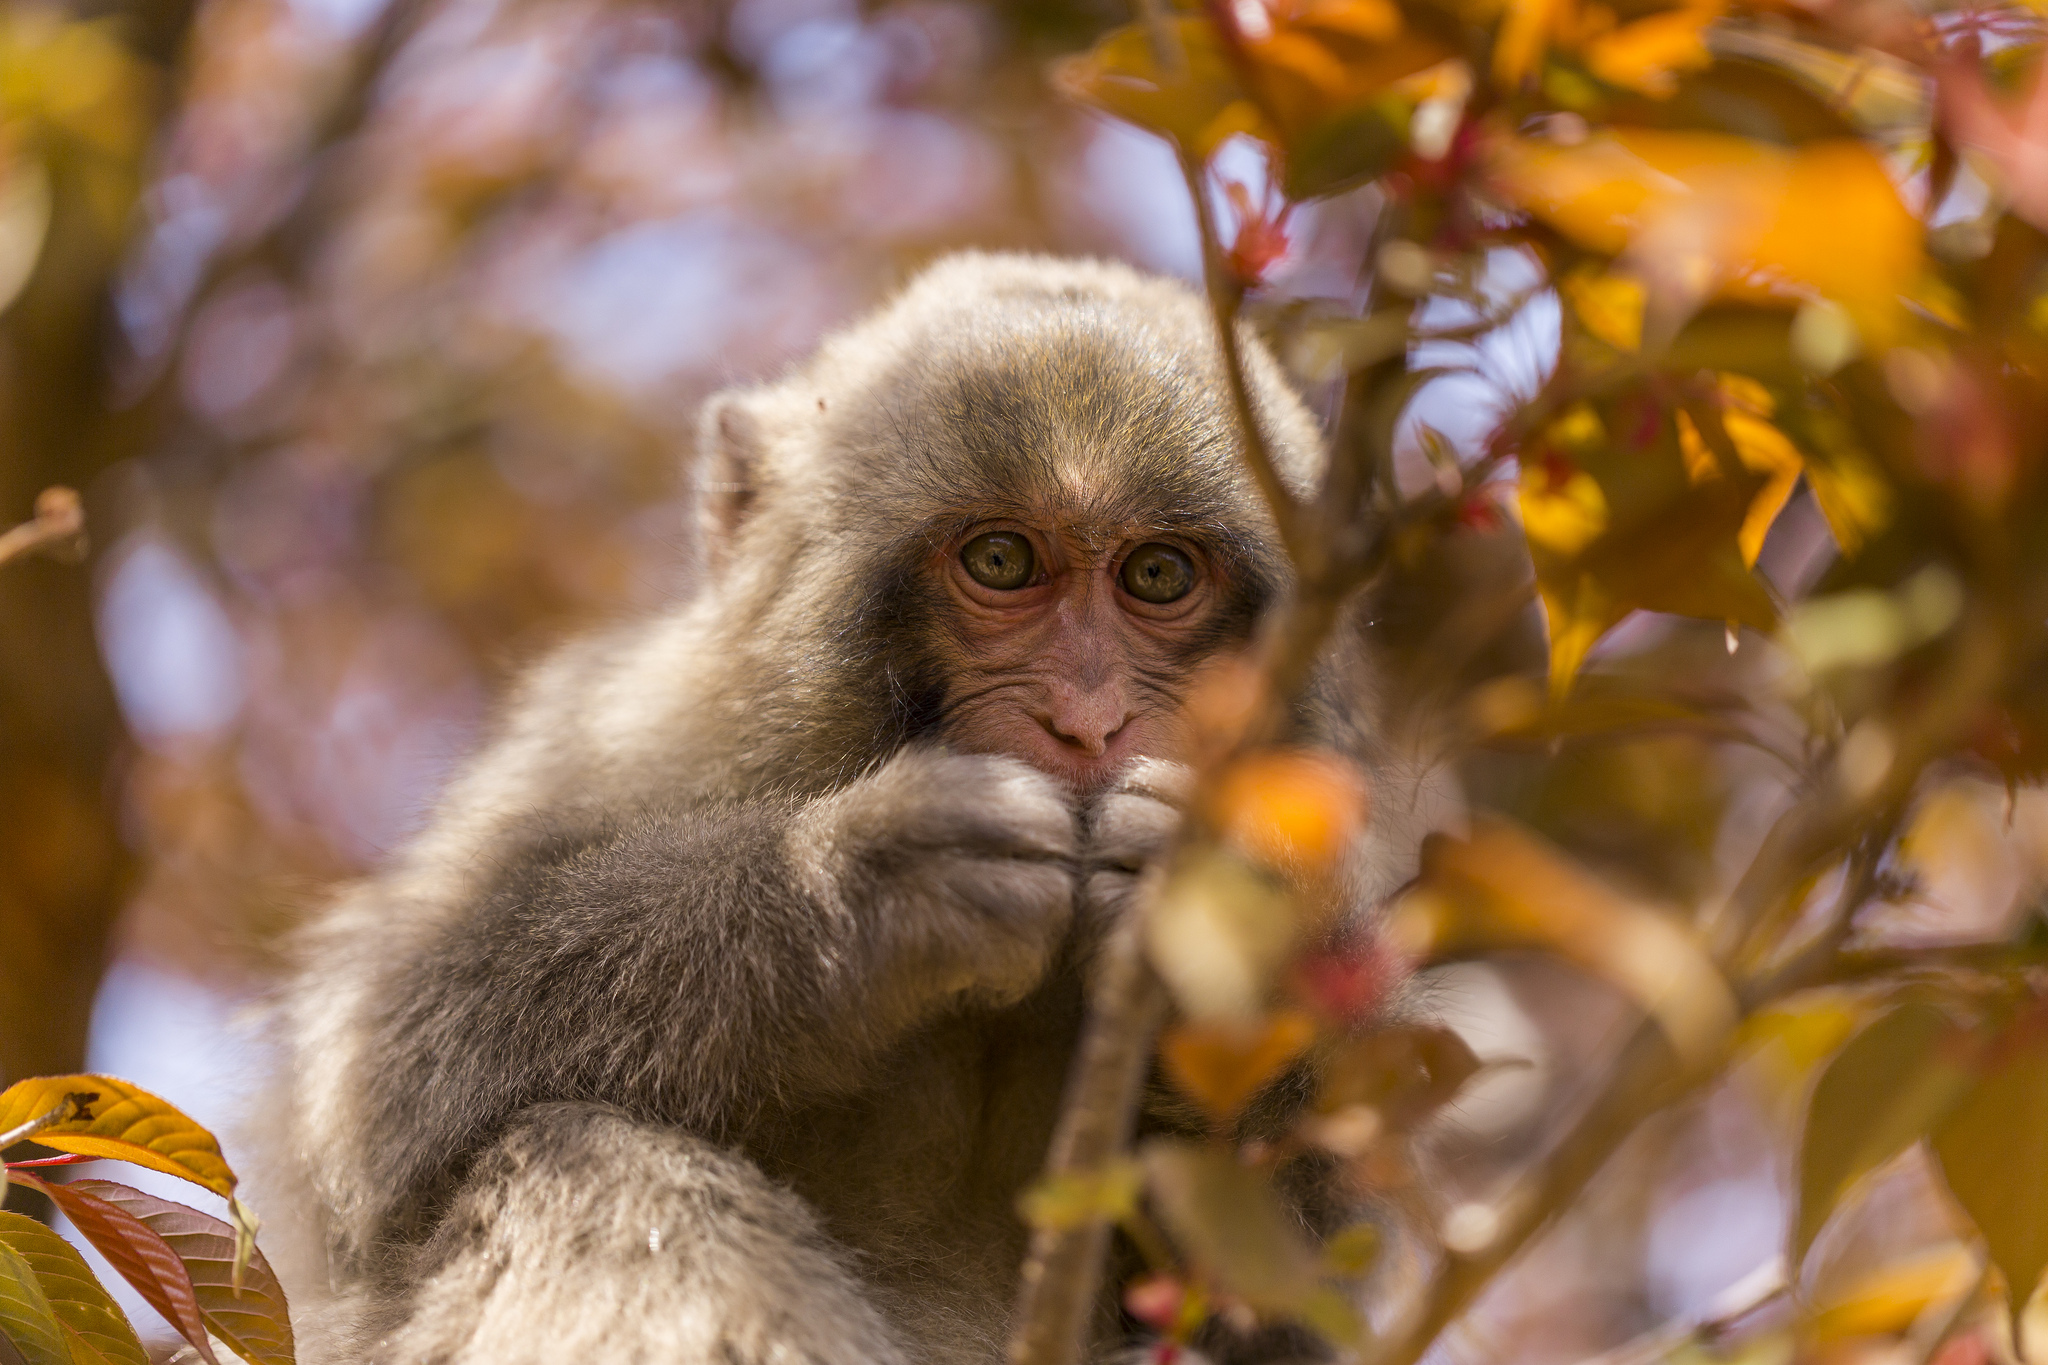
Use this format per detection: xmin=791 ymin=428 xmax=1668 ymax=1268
xmin=0 ymin=488 xmax=85 ymax=571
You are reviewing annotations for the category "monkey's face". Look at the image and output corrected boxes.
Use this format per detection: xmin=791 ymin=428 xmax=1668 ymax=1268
xmin=928 ymin=513 xmax=1231 ymax=793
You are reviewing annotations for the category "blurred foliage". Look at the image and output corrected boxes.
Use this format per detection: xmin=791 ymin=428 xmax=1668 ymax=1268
xmin=1023 ymin=0 xmax=2048 ymax=1362
xmin=2 ymin=0 xmax=2048 ymax=1358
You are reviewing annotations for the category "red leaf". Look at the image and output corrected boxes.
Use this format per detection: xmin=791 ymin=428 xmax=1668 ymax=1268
xmin=62 ymin=1182 xmax=294 ymax=1365
xmin=8 ymin=1175 xmax=217 ymax=1365
xmin=1223 ymin=181 xmax=1292 ymax=286
xmin=1290 ymin=941 xmax=1399 ymax=1024
xmin=1124 ymin=1272 xmax=1187 ymax=1331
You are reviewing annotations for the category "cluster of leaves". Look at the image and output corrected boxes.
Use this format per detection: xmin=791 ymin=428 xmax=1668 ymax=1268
xmin=0 ymin=1075 xmax=293 ymax=1365
xmin=1016 ymin=0 xmax=2048 ymax=1362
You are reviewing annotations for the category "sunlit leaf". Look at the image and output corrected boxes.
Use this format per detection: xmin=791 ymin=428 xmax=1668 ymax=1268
xmin=1017 ymin=1160 xmax=1144 ymax=1232
xmin=1162 ymin=1011 xmax=1318 ymax=1121
xmin=1145 ymin=848 xmax=1302 ymax=1022
xmin=1931 ymin=1019 xmax=2048 ymax=1316
xmin=1582 ymin=3 xmax=1720 ymax=96
xmin=1793 ymin=1002 xmax=1981 ymax=1264
xmin=1227 ymin=0 xmax=1456 ymax=197
xmin=1492 ymin=131 xmax=1922 ymax=334
xmin=0 ymin=1077 xmax=234 ymax=1199
xmin=0 ymin=1233 xmax=67 ymax=1365
xmin=1393 ymin=819 xmax=1736 ymax=1062
xmin=1807 ymin=1243 xmax=1982 ymax=1340
xmin=1516 ymin=394 xmax=1779 ymax=695
xmin=1738 ymin=990 xmax=1867 ymax=1103
xmin=10 ymin=1177 xmax=216 ymax=1365
xmin=1050 ymin=19 xmax=1265 ymax=157
xmin=1561 ymin=267 xmax=1646 ymax=351
xmin=1494 ymin=0 xmax=1719 ymax=94
xmin=1675 ymin=376 xmax=1804 ymax=567
xmin=1209 ymin=748 xmax=1371 ymax=874
xmin=0 ymin=1213 xmax=145 ymax=1365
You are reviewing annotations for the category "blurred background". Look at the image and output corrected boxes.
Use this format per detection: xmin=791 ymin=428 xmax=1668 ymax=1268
xmin=1 ymin=0 xmax=2041 ymax=1355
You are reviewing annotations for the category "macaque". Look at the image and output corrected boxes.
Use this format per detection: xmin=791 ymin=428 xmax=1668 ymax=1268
xmin=261 ymin=253 xmax=1426 ymax=1364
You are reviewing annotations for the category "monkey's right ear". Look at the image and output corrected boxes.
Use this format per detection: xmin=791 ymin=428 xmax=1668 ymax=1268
xmin=694 ymin=392 xmax=765 ymax=576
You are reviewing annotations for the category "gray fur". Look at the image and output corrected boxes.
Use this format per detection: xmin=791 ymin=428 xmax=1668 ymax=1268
xmin=258 ymin=254 xmax=1421 ymax=1365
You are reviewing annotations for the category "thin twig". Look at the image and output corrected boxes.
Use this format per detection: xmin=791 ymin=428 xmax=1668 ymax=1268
xmin=0 ymin=487 xmax=85 ymax=569
xmin=1372 ymin=1019 xmax=1729 ymax=1365
xmin=0 ymin=1098 xmax=80 ymax=1152
xmin=1178 ymin=145 xmax=1306 ymax=561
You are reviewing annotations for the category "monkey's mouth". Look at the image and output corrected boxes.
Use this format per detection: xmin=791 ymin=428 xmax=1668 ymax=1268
xmin=1009 ymin=737 xmax=1160 ymax=797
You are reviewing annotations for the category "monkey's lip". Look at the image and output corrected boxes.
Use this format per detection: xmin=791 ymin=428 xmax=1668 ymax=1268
xmin=1013 ymin=745 xmax=1146 ymax=796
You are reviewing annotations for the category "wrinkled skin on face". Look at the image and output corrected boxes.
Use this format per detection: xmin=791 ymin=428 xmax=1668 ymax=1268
xmin=933 ymin=514 xmax=1220 ymax=792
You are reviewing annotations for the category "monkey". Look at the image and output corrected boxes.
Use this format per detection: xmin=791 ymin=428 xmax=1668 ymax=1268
xmin=257 ymin=253 xmax=1441 ymax=1365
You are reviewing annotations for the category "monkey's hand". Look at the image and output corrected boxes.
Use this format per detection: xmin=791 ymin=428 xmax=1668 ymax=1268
xmin=790 ymin=748 xmax=1080 ymax=1014
xmin=1081 ymin=757 xmax=1193 ymax=936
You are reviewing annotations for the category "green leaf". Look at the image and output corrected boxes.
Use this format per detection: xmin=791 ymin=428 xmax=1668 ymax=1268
xmin=1794 ymin=1002 xmax=1979 ymax=1263
xmin=1016 ymin=1161 xmax=1144 ymax=1232
xmin=0 ymin=1212 xmax=145 ymax=1365
xmin=1141 ymin=1140 xmax=1326 ymax=1321
xmin=61 ymin=1183 xmax=293 ymax=1365
xmin=1931 ymin=1025 xmax=2048 ymax=1316
xmin=1282 ymin=103 xmax=1405 ymax=201
xmin=0 ymin=1235 xmax=67 ymax=1365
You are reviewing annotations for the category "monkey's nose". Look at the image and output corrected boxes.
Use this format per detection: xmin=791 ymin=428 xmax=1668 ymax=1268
xmin=1039 ymin=695 xmax=1132 ymax=757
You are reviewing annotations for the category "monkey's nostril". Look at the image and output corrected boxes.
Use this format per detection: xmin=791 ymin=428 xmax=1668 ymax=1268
xmin=1039 ymin=710 xmax=1131 ymax=758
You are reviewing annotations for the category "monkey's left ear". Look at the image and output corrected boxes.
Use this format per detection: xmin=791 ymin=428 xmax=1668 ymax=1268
xmin=693 ymin=391 xmax=766 ymax=576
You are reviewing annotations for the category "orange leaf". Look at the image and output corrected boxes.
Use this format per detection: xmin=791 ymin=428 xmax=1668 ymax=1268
xmin=1581 ymin=4 xmax=1717 ymax=96
xmin=1492 ymin=131 xmax=1921 ymax=334
xmin=0 ymin=1076 xmax=234 ymax=1199
xmin=1163 ymin=1010 xmax=1319 ymax=1120
xmin=1209 ymin=749 xmax=1370 ymax=872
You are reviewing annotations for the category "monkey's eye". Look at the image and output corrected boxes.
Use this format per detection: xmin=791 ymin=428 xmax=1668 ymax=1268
xmin=961 ymin=531 xmax=1036 ymax=590
xmin=1120 ymin=543 xmax=1194 ymax=604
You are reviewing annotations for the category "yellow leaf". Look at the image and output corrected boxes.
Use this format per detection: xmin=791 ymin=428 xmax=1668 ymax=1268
xmin=1519 ymin=463 xmax=1610 ymax=556
xmin=1581 ymin=4 xmax=1717 ymax=96
xmin=1804 ymin=448 xmax=1891 ymax=556
xmin=0 ymin=1076 xmax=235 ymax=1199
xmin=1562 ymin=267 xmax=1647 ymax=351
xmin=1535 ymin=573 xmax=1619 ymax=699
xmin=1492 ymin=0 xmax=1569 ymax=86
xmin=1050 ymin=18 xmax=1265 ymax=157
xmin=1017 ymin=1160 xmax=1144 ymax=1230
xmin=1808 ymin=1244 xmax=1980 ymax=1340
xmin=1293 ymin=0 xmax=1406 ymax=43
xmin=1162 ymin=1011 xmax=1319 ymax=1120
xmin=1492 ymin=132 xmax=1921 ymax=334
xmin=1676 ymin=379 xmax=1805 ymax=566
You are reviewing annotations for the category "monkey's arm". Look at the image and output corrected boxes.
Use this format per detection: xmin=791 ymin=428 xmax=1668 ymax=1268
xmin=344 ymin=748 xmax=1077 ymax=1229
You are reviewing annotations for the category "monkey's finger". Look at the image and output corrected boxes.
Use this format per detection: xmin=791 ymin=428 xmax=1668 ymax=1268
xmin=1087 ymin=791 xmax=1180 ymax=873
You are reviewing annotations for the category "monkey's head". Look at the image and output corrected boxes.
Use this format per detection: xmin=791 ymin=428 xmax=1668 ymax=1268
xmin=691 ymin=254 xmax=1327 ymax=796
